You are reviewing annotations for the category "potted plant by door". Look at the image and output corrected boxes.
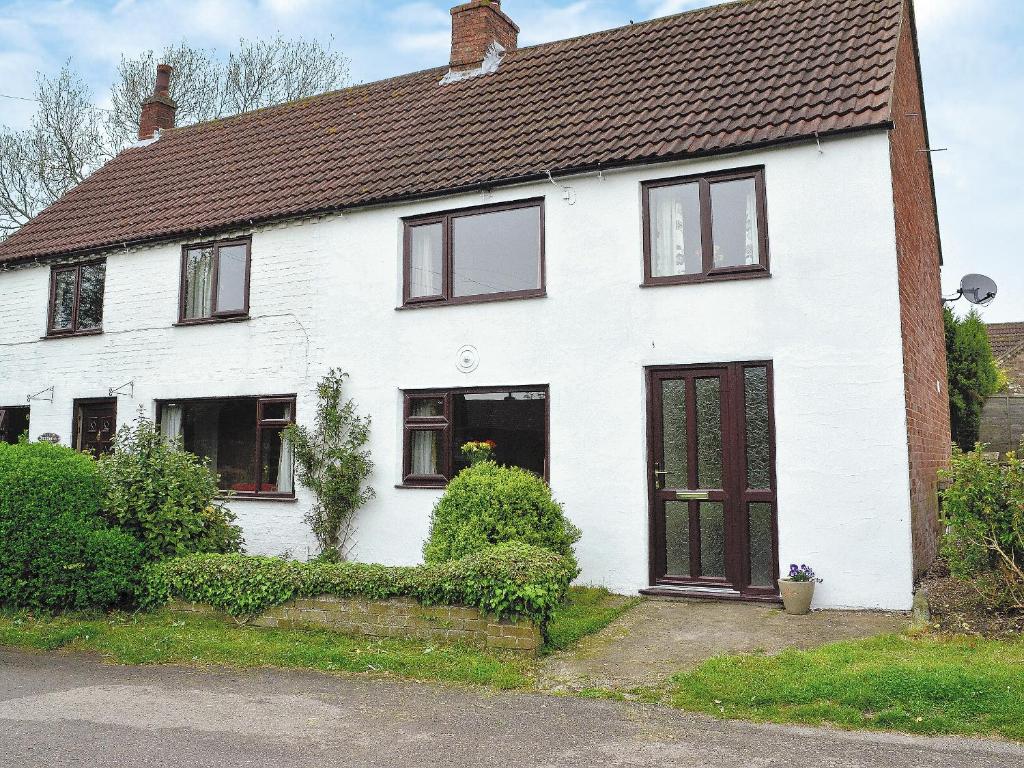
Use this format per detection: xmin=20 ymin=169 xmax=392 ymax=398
xmin=779 ymin=564 xmax=821 ymax=615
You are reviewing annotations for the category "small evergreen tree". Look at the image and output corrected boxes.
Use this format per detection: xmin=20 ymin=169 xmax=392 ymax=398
xmin=945 ymin=307 xmax=1004 ymax=451
xmin=283 ymin=370 xmax=374 ymax=561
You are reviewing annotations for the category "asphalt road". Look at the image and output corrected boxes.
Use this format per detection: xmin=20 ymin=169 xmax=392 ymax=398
xmin=1 ymin=649 xmax=1021 ymax=767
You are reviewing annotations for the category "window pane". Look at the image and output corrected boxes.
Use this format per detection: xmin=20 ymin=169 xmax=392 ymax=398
xmin=182 ymin=399 xmax=257 ymax=492
xmin=51 ymin=269 xmax=76 ymax=330
xmin=452 ymin=206 xmax=541 ymax=297
xmin=260 ymin=401 xmax=294 ymax=422
xmin=744 ymin=366 xmax=771 ymax=489
xmin=699 ymin=502 xmax=726 ymax=578
xmin=661 ymin=379 xmax=687 ymax=487
xmin=451 ymin=390 xmax=546 ymax=475
xmin=183 ymin=248 xmax=215 ymax=319
xmin=260 ymin=426 xmax=293 ymax=494
xmin=648 ymin=183 xmax=702 ymax=277
xmin=77 ymin=263 xmax=105 ymax=330
xmin=216 ymin=244 xmax=248 ymax=314
xmin=0 ymin=407 xmax=30 ymax=445
xmin=664 ymin=500 xmax=690 ymax=577
xmin=711 ymin=178 xmax=760 ymax=269
xmin=410 ymin=398 xmax=444 ymax=418
xmin=695 ymin=377 xmax=722 ymax=489
xmin=408 ymin=223 xmax=443 ymax=299
xmin=749 ymin=502 xmax=775 ymax=587
xmin=410 ymin=430 xmax=441 ymax=475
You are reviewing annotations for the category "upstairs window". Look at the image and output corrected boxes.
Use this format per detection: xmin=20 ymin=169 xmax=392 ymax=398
xmin=642 ymin=167 xmax=769 ymax=285
xmin=403 ymin=199 xmax=544 ymax=306
xmin=158 ymin=395 xmax=295 ymax=498
xmin=47 ymin=261 xmax=106 ymax=336
xmin=402 ymin=387 xmax=548 ymax=487
xmin=179 ymin=239 xmax=251 ymax=323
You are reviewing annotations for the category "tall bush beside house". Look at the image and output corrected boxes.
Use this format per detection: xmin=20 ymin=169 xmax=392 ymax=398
xmin=0 ymin=442 xmax=145 ymax=610
xmin=940 ymin=443 xmax=1024 ymax=611
xmin=945 ymin=307 xmax=1006 ymax=451
xmin=423 ymin=460 xmax=581 ymax=576
xmin=283 ymin=369 xmax=374 ymax=561
xmin=98 ymin=415 xmax=244 ymax=561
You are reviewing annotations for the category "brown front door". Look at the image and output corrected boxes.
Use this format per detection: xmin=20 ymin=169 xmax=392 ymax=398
xmin=73 ymin=399 xmax=117 ymax=457
xmin=647 ymin=362 xmax=778 ymax=597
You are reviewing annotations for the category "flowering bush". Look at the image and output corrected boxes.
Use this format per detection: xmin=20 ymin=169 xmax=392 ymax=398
xmin=785 ymin=564 xmax=820 ymax=583
xmin=461 ymin=440 xmax=496 ymax=466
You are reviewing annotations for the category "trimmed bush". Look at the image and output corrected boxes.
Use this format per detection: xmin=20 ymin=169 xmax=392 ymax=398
xmin=98 ymin=416 xmax=244 ymax=561
xmin=0 ymin=442 xmax=146 ymax=611
xmin=145 ymin=542 xmax=575 ymax=630
xmin=423 ymin=461 xmax=581 ymax=574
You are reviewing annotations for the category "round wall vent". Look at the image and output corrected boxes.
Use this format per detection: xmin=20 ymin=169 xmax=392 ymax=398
xmin=456 ymin=345 xmax=479 ymax=374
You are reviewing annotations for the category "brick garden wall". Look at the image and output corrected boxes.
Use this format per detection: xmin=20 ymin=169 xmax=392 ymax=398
xmin=889 ymin=0 xmax=951 ymax=578
xmin=170 ymin=596 xmax=542 ymax=654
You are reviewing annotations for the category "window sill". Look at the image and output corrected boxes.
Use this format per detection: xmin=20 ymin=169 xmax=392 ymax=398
xmin=218 ymin=494 xmax=297 ymax=503
xmin=395 ymin=483 xmax=447 ymax=490
xmin=40 ymin=329 xmax=103 ymax=340
xmin=174 ymin=315 xmax=250 ymax=327
xmin=640 ymin=269 xmax=770 ymax=288
xmin=396 ymin=290 xmax=546 ymax=311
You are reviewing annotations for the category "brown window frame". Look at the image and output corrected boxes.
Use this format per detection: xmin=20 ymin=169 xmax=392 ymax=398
xmin=177 ymin=237 xmax=252 ymax=325
xmin=46 ymin=260 xmax=106 ymax=337
xmin=401 ymin=198 xmax=546 ymax=308
xmin=400 ymin=385 xmax=550 ymax=488
xmin=641 ymin=166 xmax=770 ymax=287
xmin=156 ymin=394 xmax=297 ymax=500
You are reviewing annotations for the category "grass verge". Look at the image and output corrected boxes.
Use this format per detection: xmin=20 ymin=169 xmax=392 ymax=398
xmin=0 ymin=587 xmax=636 ymax=689
xmin=664 ymin=633 xmax=1024 ymax=741
xmin=543 ymin=587 xmax=640 ymax=654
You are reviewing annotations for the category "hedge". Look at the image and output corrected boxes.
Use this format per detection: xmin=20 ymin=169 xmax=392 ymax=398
xmin=145 ymin=542 xmax=576 ymax=630
xmin=0 ymin=442 xmax=146 ymax=611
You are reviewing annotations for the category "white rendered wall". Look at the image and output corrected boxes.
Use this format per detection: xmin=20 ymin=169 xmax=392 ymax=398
xmin=0 ymin=131 xmax=914 ymax=609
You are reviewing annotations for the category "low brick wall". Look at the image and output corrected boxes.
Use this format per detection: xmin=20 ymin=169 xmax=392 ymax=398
xmin=169 ymin=596 xmax=542 ymax=654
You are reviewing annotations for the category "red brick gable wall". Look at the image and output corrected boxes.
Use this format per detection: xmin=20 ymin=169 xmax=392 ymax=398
xmin=890 ymin=0 xmax=950 ymax=578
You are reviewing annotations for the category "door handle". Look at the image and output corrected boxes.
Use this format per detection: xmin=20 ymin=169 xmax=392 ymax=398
xmin=675 ymin=490 xmax=710 ymax=500
xmin=653 ymin=465 xmax=668 ymax=489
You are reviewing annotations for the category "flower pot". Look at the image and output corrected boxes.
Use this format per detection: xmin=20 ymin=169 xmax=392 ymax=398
xmin=779 ymin=579 xmax=815 ymax=615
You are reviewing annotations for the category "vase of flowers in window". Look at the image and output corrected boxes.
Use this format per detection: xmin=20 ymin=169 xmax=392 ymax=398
xmin=461 ymin=440 xmax=496 ymax=466
xmin=779 ymin=564 xmax=821 ymax=615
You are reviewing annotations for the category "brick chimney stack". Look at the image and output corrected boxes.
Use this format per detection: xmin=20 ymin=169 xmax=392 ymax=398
xmin=138 ymin=64 xmax=177 ymax=141
xmin=450 ymin=0 xmax=519 ymax=71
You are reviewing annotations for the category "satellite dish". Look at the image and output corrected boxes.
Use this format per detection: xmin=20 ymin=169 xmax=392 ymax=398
xmin=960 ymin=274 xmax=997 ymax=306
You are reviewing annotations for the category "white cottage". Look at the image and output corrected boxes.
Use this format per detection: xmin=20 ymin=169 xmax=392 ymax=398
xmin=0 ymin=0 xmax=949 ymax=610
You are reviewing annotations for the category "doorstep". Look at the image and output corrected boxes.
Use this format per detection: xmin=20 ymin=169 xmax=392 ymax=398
xmin=640 ymin=584 xmax=782 ymax=604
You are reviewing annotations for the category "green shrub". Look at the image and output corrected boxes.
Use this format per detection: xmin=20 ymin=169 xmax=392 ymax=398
xmin=98 ymin=415 xmax=244 ymax=561
xmin=146 ymin=542 xmax=575 ymax=630
xmin=940 ymin=444 xmax=1024 ymax=611
xmin=423 ymin=461 xmax=581 ymax=574
xmin=945 ymin=307 xmax=1005 ymax=451
xmin=0 ymin=442 xmax=146 ymax=610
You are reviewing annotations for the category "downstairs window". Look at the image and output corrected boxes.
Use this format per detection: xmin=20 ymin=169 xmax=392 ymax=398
xmin=158 ymin=395 xmax=295 ymax=497
xmin=402 ymin=387 xmax=548 ymax=487
xmin=0 ymin=406 xmax=30 ymax=444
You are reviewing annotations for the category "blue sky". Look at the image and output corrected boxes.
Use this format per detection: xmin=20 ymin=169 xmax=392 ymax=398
xmin=0 ymin=0 xmax=1021 ymax=321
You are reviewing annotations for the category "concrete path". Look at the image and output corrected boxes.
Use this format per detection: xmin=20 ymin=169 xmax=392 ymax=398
xmin=541 ymin=598 xmax=908 ymax=691
xmin=2 ymin=650 xmax=1019 ymax=767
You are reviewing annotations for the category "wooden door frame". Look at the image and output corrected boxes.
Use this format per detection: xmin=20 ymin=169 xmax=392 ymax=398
xmin=72 ymin=397 xmax=118 ymax=454
xmin=645 ymin=361 xmax=779 ymax=597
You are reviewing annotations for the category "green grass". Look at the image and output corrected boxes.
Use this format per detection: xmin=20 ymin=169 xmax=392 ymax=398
xmin=543 ymin=586 xmax=640 ymax=654
xmin=664 ymin=633 xmax=1024 ymax=741
xmin=0 ymin=610 xmax=533 ymax=689
xmin=0 ymin=586 xmax=636 ymax=689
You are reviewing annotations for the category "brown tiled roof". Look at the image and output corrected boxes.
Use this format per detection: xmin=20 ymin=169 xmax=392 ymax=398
xmin=987 ymin=322 xmax=1024 ymax=362
xmin=0 ymin=0 xmax=908 ymax=264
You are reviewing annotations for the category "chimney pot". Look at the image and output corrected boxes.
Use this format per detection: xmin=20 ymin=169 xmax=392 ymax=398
xmin=138 ymin=63 xmax=177 ymax=141
xmin=450 ymin=0 xmax=519 ymax=71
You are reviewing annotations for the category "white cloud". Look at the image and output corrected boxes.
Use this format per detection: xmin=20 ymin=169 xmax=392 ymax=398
xmin=644 ymin=0 xmax=716 ymax=17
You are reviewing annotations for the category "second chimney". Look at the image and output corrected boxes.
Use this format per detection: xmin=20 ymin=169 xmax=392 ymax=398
xmin=138 ymin=64 xmax=177 ymax=141
xmin=450 ymin=0 xmax=519 ymax=71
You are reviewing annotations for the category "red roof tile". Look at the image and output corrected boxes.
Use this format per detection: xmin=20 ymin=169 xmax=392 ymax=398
xmin=987 ymin=322 xmax=1024 ymax=363
xmin=0 ymin=0 xmax=907 ymax=264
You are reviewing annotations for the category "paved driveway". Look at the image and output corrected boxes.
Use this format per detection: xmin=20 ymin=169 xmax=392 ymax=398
xmin=1 ymin=650 xmax=1020 ymax=767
